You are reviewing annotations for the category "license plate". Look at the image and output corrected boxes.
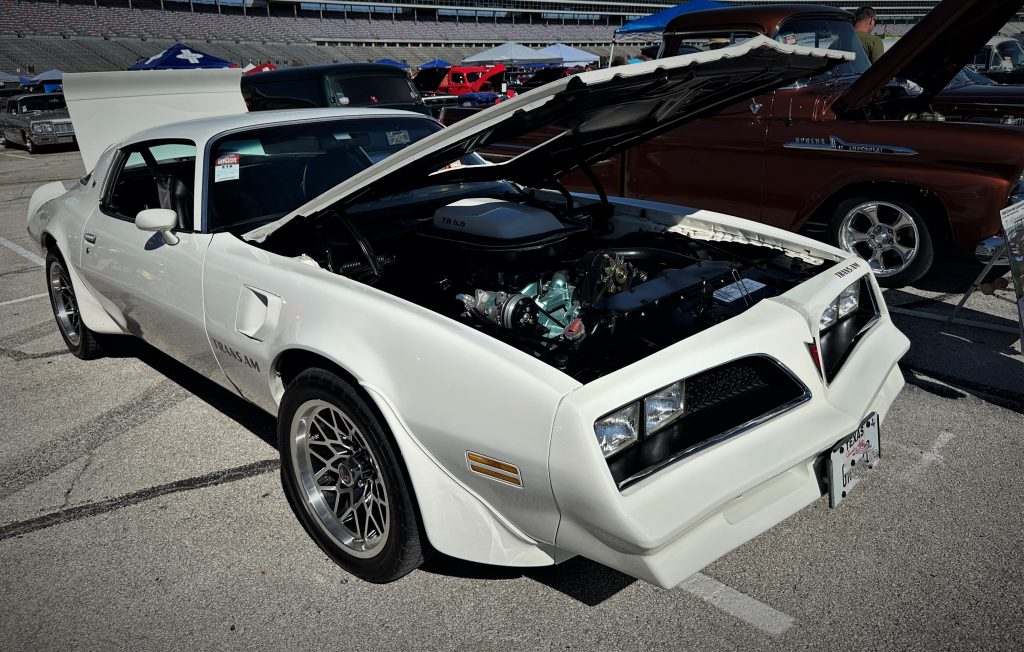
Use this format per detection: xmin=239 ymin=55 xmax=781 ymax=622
xmin=827 ymin=413 xmax=880 ymax=508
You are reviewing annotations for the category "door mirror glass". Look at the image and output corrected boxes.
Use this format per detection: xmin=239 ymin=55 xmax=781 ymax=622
xmin=135 ymin=208 xmax=180 ymax=245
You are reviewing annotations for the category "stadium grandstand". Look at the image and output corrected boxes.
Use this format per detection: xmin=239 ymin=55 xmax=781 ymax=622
xmin=0 ymin=0 xmax=1021 ymax=74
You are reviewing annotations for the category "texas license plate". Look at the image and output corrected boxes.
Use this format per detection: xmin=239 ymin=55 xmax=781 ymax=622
xmin=827 ymin=413 xmax=880 ymax=508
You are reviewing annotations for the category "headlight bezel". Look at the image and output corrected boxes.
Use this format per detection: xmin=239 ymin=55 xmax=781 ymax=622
xmin=595 ymin=380 xmax=687 ymax=459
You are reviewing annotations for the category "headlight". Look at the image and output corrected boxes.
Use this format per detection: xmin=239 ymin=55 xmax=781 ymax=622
xmin=819 ymin=281 xmax=859 ymax=330
xmin=644 ymin=380 xmax=684 ymax=434
xmin=32 ymin=122 xmax=53 ymax=134
xmin=594 ymin=403 xmax=639 ymax=457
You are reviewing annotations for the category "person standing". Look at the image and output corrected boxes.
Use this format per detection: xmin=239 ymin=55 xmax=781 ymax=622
xmin=853 ymin=6 xmax=885 ymax=64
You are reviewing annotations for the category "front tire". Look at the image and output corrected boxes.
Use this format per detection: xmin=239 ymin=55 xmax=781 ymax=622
xmin=827 ymin=194 xmax=935 ymax=287
xmin=278 ymin=368 xmax=427 ymax=582
xmin=24 ymin=133 xmax=36 ymax=154
xmin=46 ymin=251 xmax=103 ymax=359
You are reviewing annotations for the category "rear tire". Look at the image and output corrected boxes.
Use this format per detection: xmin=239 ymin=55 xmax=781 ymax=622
xmin=827 ymin=193 xmax=935 ymax=287
xmin=46 ymin=251 xmax=103 ymax=359
xmin=278 ymin=368 xmax=427 ymax=582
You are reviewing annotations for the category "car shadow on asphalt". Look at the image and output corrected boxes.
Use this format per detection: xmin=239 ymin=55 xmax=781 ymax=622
xmin=109 ymin=337 xmax=278 ymax=449
xmin=420 ymin=553 xmax=637 ymax=606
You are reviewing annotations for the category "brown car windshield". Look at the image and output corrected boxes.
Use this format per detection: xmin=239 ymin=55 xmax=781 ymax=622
xmin=666 ymin=18 xmax=869 ymax=86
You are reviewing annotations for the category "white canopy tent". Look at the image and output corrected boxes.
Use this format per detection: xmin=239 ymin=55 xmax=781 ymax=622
xmin=462 ymin=43 xmax=561 ymax=66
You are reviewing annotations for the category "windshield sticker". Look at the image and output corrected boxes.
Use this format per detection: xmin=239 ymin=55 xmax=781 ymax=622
xmin=386 ymin=130 xmax=411 ymax=146
xmin=214 ymin=153 xmax=240 ymax=183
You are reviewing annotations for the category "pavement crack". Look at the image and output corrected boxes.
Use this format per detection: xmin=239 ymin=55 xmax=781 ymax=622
xmin=0 ymin=459 xmax=280 ymax=542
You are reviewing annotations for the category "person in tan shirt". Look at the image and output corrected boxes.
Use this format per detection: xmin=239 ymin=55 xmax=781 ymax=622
xmin=853 ymin=6 xmax=885 ymax=64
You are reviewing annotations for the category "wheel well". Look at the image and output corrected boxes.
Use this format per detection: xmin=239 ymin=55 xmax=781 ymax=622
xmin=802 ymin=182 xmax=952 ymax=246
xmin=42 ymin=233 xmax=58 ymax=254
xmin=275 ymin=349 xmax=360 ymax=392
xmin=273 ymin=347 xmax=433 ymax=551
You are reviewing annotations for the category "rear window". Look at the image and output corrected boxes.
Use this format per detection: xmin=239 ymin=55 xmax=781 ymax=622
xmin=206 ymin=116 xmax=442 ymax=233
xmin=242 ymin=78 xmax=325 ymax=110
xmin=328 ymin=74 xmax=421 ymax=106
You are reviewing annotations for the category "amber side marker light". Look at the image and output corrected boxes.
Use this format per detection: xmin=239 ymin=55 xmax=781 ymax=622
xmin=467 ymin=452 xmax=523 ymax=487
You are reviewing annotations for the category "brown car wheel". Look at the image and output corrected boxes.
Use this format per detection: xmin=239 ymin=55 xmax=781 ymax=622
xmin=827 ymin=194 xmax=934 ymax=288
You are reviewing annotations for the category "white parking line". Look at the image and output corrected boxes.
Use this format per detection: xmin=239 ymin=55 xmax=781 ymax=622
xmin=903 ymin=431 xmax=956 ymax=481
xmin=0 ymin=293 xmax=47 ymax=307
xmin=679 ymin=573 xmax=796 ymax=635
xmin=0 ymin=237 xmax=45 ymax=267
xmin=3 ymin=152 xmax=31 ymax=160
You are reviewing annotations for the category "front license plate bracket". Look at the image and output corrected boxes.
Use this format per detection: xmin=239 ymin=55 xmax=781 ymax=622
xmin=827 ymin=413 xmax=880 ymax=508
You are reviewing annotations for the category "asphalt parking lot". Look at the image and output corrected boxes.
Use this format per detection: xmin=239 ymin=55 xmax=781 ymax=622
xmin=1 ymin=148 xmax=1022 ymax=650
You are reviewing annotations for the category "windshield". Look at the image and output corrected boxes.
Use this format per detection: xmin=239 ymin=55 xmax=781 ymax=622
xmin=994 ymin=39 xmax=1024 ymax=70
xmin=328 ymin=74 xmax=421 ymax=107
xmin=664 ymin=18 xmax=868 ymax=86
xmin=774 ymin=18 xmax=870 ymax=84
xmin=207 ymin=116 xmax=443 ymax=233
xmin=19 ymin=94 xmax=66 ymax=113
xmin=948 ymin=67 xmax=997 ymax=88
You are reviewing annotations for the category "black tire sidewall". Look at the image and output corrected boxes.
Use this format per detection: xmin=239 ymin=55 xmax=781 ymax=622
xmin=278 ymin=368 xmax=424 ymax=583
xmin=827 ymin=194 xmax=935 ymax=287
xmin=46 ymin=252 xmax=85 ymax=357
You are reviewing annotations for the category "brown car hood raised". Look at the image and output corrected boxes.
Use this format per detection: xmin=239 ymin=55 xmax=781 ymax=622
xmin=834 ymin=0 xmax=1024 ymax=114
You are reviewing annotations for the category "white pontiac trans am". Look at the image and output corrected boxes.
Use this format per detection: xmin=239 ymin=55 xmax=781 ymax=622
xmin=27 ymin=37 xmax=908 ymax=586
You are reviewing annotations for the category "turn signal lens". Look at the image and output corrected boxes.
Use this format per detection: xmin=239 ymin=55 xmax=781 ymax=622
xmin=644 ymin=381 xmax=685 ymax=434
xmin=594 ymin=403 xmax=640 ymax=458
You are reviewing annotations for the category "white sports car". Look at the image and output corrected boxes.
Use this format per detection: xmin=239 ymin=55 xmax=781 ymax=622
xmin=27 ymin=38 xmax=908 ymax=587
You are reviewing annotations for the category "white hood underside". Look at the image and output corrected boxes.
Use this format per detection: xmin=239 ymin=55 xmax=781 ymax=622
xmin=63 ymin=68 xmax=247 ymax=172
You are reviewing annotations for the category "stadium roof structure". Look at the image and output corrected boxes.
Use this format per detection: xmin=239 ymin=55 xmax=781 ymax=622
xmin=462 ymin=43 xmax=561 ymax=65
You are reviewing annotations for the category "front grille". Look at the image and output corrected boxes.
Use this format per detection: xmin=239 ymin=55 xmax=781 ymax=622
xmin=608 ymin=356 xmax=810 ymax=491
xmin=52 ymin=121 xmax=74 ymax=136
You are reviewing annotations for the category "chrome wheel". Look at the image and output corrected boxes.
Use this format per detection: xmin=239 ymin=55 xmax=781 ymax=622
xmin=48 ymin=258 xmax=81 ymax=347
xmin=290 ymin=399 xmax=390 ymax=558
xmin=838 ymin=201 xmax=919 ymax=278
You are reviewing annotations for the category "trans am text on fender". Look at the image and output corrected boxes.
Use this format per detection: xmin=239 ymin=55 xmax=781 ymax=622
xmin=27 ymin=38 xmax=908 ymax=587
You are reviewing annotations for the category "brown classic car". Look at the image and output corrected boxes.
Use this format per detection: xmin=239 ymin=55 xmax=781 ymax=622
xmin=458 ymin=0 xmax=1024 ymax=285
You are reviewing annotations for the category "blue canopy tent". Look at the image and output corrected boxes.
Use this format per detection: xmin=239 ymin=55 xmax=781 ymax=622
xmin=610 ymin=0 xmax=726 ymax=65
xmin=419 ymin=59 xmax=451 ymax=70
xmin=129 ymin=43 xmax=233 ymax=70
xmin=376 ymin=58 xmax=410 ymax=69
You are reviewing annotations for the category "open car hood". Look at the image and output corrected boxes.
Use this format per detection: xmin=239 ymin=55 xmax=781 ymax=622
xmin=64 ymin=68 xmax=246 ymax=172
xmin=245 ymin=36 xmax=851 ymax=243
xmin=833 ymin=0 xmax=1024 ymax=114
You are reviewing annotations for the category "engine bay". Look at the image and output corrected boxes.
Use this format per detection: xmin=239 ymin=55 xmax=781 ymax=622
xmin=264 ymin=194 xmax=828 ymax=381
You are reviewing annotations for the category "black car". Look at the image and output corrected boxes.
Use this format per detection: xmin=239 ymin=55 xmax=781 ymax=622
xmin=241 ymin=63 xmax=429 ymax=115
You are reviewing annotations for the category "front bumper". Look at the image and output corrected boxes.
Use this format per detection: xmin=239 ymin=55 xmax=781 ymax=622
xmin=976 ymin=236 xmax=1009 ymax=266
xmin=30 ymin=134 xmax=75 ymax=146
xmin=548 ymin=263 xmax=909 ymax=589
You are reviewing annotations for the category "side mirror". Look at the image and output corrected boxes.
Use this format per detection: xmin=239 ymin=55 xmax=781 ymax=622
xmin=135 ymin=208 xmax=180 ymax=245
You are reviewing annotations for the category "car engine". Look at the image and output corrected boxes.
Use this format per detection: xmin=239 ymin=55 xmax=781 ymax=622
xmin=274 ymin=196 xmax=826 ymax=381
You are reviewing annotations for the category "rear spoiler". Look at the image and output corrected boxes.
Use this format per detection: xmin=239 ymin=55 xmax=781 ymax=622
xmin=63 ymin=68 xmax=247 ymax=171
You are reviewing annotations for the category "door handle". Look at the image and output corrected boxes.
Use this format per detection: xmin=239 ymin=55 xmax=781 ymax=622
xmin=84 ymin=233 xmax=97 ymax=243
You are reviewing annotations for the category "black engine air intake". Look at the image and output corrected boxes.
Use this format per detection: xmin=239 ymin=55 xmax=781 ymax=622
xmin=608 ymin=356 xmax=810 ymax=491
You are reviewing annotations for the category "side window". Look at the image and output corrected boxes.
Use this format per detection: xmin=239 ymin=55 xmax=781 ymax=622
xmin=103 ymin=140 xmax=197 ymax=229
xmin=247 ymin=79 xmax=323 ymax=111
xmin=451 ymin=72 xmax=465 ymax=84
